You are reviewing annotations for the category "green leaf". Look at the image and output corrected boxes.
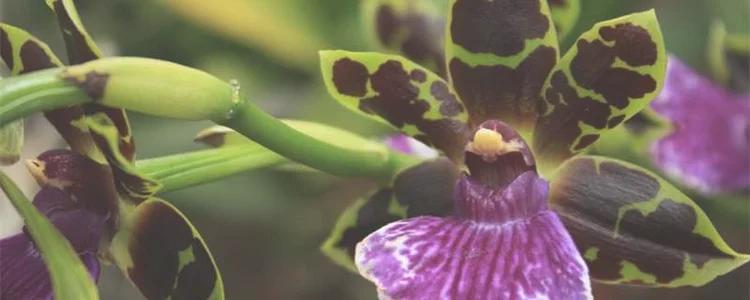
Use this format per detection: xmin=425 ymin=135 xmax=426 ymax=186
xmin=108 ymin=198 xmax=224 ymax=300
xmin=361 ymin=0 xmax=446 ymax=77
xmin=86 ymin=112 xmax=161 ymax=204
xmin=533 ymin=10 xmax=667 ymax=174
xmin=47 ymin=0 xmax=138 ymax=161
xmin=549 ymin=156 xmax=749 ymax=287
xmin=0 ymin=172 xmax=99 ymax=300
xmin=0 ymin=119 xmax=23 ymax=165
xmin=321 ymin=157 xmax=457 ymax=270
xmin=548 ymin=0 xmax=581 ymax=42
xmin=319 ymin=50 xmax=469 ymax=161
xmin=445 ymin=0 xmax=559 ymax=136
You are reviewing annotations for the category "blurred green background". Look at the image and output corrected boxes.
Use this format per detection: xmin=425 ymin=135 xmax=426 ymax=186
xmin=1 ymin=0 xmax=748 ymax=299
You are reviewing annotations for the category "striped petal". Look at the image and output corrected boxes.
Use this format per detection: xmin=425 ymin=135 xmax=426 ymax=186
xmin=356 ymin=172 xmax=591 ymax=300
xmin=649 ymin=57 xmax=750 ymax=195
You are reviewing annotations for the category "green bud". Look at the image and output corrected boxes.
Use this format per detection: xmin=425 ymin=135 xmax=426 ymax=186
xmin=60 ymin=57 xmax=239 ymax=121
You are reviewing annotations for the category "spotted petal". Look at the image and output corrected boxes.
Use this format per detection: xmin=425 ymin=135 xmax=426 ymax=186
xmin=0 ymin=23 xmax=102 ymax=158
xmin=356 ymin=172 xmax=591 ymax=299
xmin=321 ymin=158 xmax=457 ymax=271
xmin=549 ymin=156 xmax=750 ymax=287
xmin=86 ymin=113 xmax=160 ymax=204
xmin=320 ymin=50 xmax=469 ymax=161
xmin=47 ymin=0 xmax=137 ymax=162
xmin=362 ymin=0 xmax=446 ymax=77
xmin=446 ymin=0 xmax=559 ymax=134
xmin=533 ymin=10 xmax=666 ymax=174
xmin=108 ymin=199 xmax=224 ymax=300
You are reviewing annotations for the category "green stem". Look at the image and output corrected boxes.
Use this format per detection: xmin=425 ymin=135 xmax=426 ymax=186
xmin=0 ymin=69 xmax=89 ymax=126
xmin=219 ymin=100 xmax=417 ymax=181
xmin=136 ymin=145 xmax=287 ymax=193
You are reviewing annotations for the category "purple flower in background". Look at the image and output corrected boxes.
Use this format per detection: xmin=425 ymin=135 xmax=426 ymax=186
xmin=0 ymin=150 xmax=116 ymax=299
xmin=357 ymin=121 xmax=591 ymax=299
xmin=648 ymin=56 xmax=750 ymax=195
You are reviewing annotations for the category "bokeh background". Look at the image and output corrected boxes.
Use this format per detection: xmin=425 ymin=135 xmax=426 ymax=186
xmin=1 ymin=0 xmax=748 ymax=299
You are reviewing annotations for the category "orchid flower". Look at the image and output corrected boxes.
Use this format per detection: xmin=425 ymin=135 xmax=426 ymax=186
xmin=0 ymin=1 xmax=222 ymax=299
xmin=315 ymin=0 xmax=749 ymax=298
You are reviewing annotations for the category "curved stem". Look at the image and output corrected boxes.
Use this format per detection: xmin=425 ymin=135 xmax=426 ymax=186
xmin=0 ymin=68 xmax=88 ymax=126
xmin=220 ymin=101 xmax=418 ymax=181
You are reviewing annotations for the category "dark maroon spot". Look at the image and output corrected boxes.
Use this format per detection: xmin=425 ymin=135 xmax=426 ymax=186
xmin=429 ymin=81 xmax=464 ymax=116
xmin=551 ymin=159 xmax=731 ymax=284
xmin=400 ymin=12 xmax=446 ymax=78
xmin=574 ymin=134 xmax=600 ymax=151
xmin=410 ymin=69 xmax=427 ymax=83
xmin=52 ymin=0 xmax=98 ymax=63
xmin=599 ymin=23 xmax=657 ymax=67
xmin=61 ymin=70 xmax=110 ymax=102
xmin=336 ymin=188 xmax=401 ymax=259
xmin=394 ymin=158 xmax=458 ymax=217
xmin=607 ymin=114 xmax=626 ymax=128
xmin=355 ymin=60 xmax=469 ymax=161
xmin=332 ymin=58 xmax=369 ymax=97
xmin=450 ymin=46 xmax=557 ymax=127
xmin=172 ymin=239 xmax=217 ymax=300
xmin=19 ymin=41 xmax=56 ymax=74
xmin=533 ymin=71 xmax=612 ymax=161
xmin=127 ymin=201 xmax=194 ymax=300
xmin=451 ymin=0 xmax=550 ymax=56
xmin=570 ymin=33 xmax=657 ymax=109
xmin=0 ymin=28 xmax=13 ymax=70
xmin=376 ymin=5 xmax=399 ymax=45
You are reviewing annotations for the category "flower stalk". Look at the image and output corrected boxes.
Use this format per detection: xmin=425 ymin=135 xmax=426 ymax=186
xmin=0 ymin=58 xmax=420 ymax=182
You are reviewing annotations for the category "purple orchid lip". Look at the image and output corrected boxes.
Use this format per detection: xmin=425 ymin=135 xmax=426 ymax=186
xmin=464 ymin=120 xmax=536 ymax=189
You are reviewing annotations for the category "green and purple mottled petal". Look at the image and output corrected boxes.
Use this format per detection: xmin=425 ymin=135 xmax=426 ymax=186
xmin=47 ymin=0 xmax=137 ymax=162
xmin=362 ymin=0 xmax=446 ymax=77
xmin=357 ymin=172 xmax=591 ymax=299
xmin=320 ymin=50 xmax=470 ymax=161
xmin=533 ymin=10 xmax=666 ymax=174
xmin=549 ymin=156 xmax=750 ymax=287
xmin=322 ymin=158 xmax=457 ymax=271
xmin=446 ymin=0 xmax=559 ymax=134
xmin=86 ymin=113 xmax=160 ymax=205
xmin=1 ymin=187 xmax=105 ymax=300
xmin=648 ymin=57 xmax=749 ymax=195
xmin=0 ymin=23 xmax=102 ymax=159
xmin=548 ymin=0 xmax=580 ymax=41
xmin=109 ymin=199 xmax=224 ymax=300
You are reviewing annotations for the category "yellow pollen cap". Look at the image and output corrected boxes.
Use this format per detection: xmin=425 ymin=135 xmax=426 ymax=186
xmin=473 ymin=128 xmax=505 ymax=156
